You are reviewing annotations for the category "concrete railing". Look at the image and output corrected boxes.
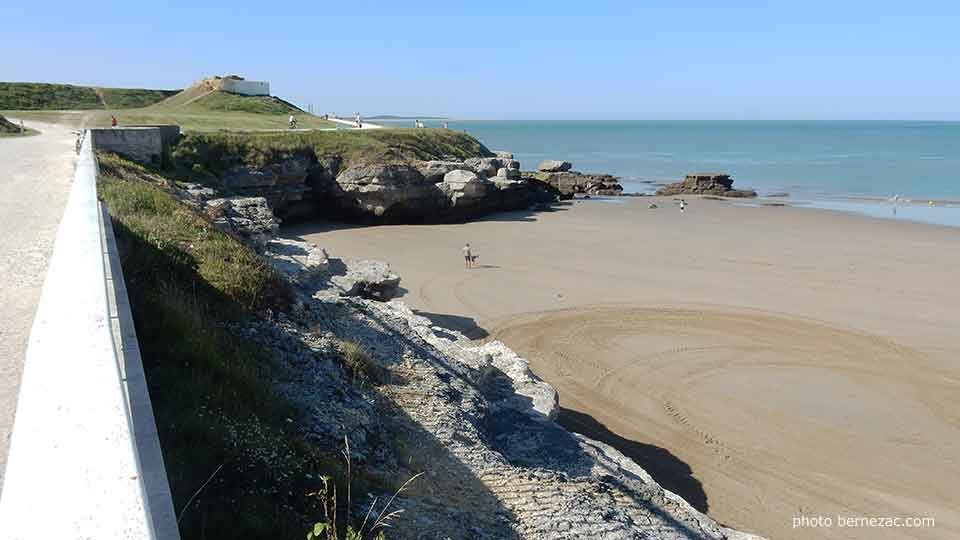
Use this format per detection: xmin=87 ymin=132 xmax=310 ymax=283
xmin=0 ymin=131 xmax=179 ymax=539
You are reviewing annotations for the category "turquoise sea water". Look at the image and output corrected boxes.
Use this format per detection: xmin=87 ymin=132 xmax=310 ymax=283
xmin=376 ymin=120 xmax=960 ymax=224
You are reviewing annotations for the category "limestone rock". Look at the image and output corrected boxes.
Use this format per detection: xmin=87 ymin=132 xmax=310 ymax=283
xmin=494 ymin=151 xmax=514 ymax=159
xmin=537 ymin=159 xmax=573 ymax=172
xmin=439 ymin=169 xmax=494 ymax=208
xmin=221 ymin=155 xmax=314 ymax=213
xmin=329 ymin=259 xmax=401 ymax=301
xmin=333 ymin=164 xmax=442 ymax=219
xmin=496 ymin=167 xmax=521 ymax=180
xmin=264 ymin=238 xmax=329 ymax=284
xmin=205 ymin=196 xmax=279 ymax=249
xmin=656 ymin=173 xmax=757 ymax=198
xmin=524 ymin=171 xmax=624 ymax=199
xmin=415 ymin=160 xmax=470 ymax=183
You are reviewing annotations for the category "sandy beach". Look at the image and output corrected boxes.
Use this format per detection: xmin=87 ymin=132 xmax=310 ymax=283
xmin=290 ymin=197 xmax=960 ymax=540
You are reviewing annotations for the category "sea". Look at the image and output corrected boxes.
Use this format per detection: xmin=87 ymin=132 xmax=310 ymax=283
xmin=373 ymin=120 xmax=960 ymax=227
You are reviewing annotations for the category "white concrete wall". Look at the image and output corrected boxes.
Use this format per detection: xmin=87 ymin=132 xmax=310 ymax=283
xmin=0 ymin=131 xmax=179 ymax=539
xmin=220 ymin=79 xmax=270 ymax=96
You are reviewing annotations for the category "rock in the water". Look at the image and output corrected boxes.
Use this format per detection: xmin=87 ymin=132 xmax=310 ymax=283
xmin=537 ymin=159 xmax=573 ymax=172
xmin=494 ymin=151 xmax=514 ymax=159
xmin=329 ymin=259 xmax=401 ymax=301
xmin=656 ymin=173 xmax=757 ymax=198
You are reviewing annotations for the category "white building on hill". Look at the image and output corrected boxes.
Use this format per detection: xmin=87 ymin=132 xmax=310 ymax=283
xmin=217 ymin=76 xmax=270 ymax=96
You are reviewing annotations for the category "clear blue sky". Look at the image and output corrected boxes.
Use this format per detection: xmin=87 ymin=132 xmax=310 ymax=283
xmin=3 ymin=1 xmax=958 ymax=119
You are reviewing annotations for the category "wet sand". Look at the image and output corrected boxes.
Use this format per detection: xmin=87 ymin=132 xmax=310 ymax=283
xmin=290 ymin=197 xmax=960 ymax=539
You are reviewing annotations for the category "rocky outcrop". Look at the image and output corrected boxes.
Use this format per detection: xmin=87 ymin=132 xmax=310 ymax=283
xmin=325 ymin=160 xmax=552 ymax=222
xmin=656 ymin=173 xmax=757 ymax=198
xmin=416 ymin=160 xmax=470 ymax=183
xmin=221 ymin=156 xmax=315 ymax=211
xmin=438 ymin=169 xmax=494 ymax=209
xmin=524 ymin=170 xmax=624 ymax=199
xmin=264 ymin=238 xmax=329 ymax=284
xmin=465 ymin=157 xmax=521 ymax=178
xmin=332 ymin=164 xmax=443 ymax=219
xmin=538 ymin=160 xmax=573 ymax=172
xmin=205 ymin=196 xmax=279 ymax=249
xmin=250 ymin=240 xmax=765 ymax=540
xmin=328 ymin=259 xmax=401 ymax=300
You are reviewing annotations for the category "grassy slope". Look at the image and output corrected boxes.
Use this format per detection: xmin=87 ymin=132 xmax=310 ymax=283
xmin=98 ymin=153 xmax=331 ymax=539
xmin=4 ymin=90 xmax=334 ymax=132
xmin=100 ymin=87 xmax=180 ymax=108
xmin=170 ymin=128 xmax=492 ymax=181
xmin=0 ymin=82 xmax=177 ymax=110
xmin=1 ymin=79 xmax=334 ymax=131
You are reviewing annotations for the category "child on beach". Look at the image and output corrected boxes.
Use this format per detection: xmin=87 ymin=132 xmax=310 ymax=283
xmin=463 ymin=243 xmax=474 ymax=268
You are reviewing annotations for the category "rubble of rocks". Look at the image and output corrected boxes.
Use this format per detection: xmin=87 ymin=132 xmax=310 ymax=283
xmin=656 ymin=173 xmax=757 ymax=198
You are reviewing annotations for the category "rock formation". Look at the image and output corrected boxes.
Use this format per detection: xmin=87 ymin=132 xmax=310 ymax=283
xmin=538 ymin=159 xmax=573 ymax=172
xmin=524 ymin=171 xmax=624 ymax=199
xmin=204 ymin=196 xmax=280 ymax=249
xmin=656 ymin=173 xmax=757 ymax=198
xmin=177 ymin=146 xmax=634 ymax=224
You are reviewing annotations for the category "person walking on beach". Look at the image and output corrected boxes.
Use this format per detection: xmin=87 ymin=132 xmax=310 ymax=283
xmin=111 ymin=115 xmax=118 ymax=128
xmin=463 ymin=243 xmax=473 ymax=269
xmin=679 ymin=199 xmax=687 ymax=213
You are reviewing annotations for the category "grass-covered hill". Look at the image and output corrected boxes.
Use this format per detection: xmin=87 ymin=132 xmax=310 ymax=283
xmin=0 ymin=82 xmax=178 ymax=110
xmin=2 ymin=77 xmax=333 ymax=132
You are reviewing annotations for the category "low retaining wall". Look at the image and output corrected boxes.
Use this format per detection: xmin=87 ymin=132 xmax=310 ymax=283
xmin=0 ymin=130 xmax=180 ymax=539
xmin=91 ymin=126 xmax=180 ymax=165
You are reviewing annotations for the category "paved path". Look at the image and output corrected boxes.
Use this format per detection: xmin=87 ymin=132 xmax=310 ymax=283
xmin=0 ymin=120 xmax=76 ymax=490
xmin=327 ymin=117 xmax=384 ymax=129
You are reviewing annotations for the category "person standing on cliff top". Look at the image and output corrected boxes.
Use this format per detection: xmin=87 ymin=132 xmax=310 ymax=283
xmin=463 ymin=243 xmax=474 ymax=269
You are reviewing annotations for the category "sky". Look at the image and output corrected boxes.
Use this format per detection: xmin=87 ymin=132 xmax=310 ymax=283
xmin=2 ymin=1 xmax=958 ymax=120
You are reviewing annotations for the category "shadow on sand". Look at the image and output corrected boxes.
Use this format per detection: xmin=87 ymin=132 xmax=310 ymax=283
xmin=558 ymin=407 xmax=710 ymax=514
xmin=414 ymin=310 xmax=490 ymax=339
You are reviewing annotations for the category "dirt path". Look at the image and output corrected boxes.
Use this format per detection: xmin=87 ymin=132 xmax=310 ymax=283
xmin=0 ymin=119 xmax=76 ymax=490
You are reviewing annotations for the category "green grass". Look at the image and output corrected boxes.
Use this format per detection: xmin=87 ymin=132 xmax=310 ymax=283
xmin=3 ymin=107 xmax=337 ymax=132
xmin=168 ymin=128 xmax=492 ymax=182
xmin=338 ymin=341 xmax=387 ymax=385
xmin=1 ymin=82 xmax=334 ymax=131
xmin=99 ymin=87 xmax=180 ymax=108
xmin=97 ymin=153 xmax=336 ymax=539
xmin=0 ymin=82 xmax=102 ymax=109
xmin=178 ymin=91 xmax=302 ymax=114
xmin=0 ymin=82 xmax=177 ymax=110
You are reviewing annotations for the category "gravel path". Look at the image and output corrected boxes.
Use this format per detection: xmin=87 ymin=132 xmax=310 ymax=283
xmin=0 ymin=119 xmax=76 ymax=491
